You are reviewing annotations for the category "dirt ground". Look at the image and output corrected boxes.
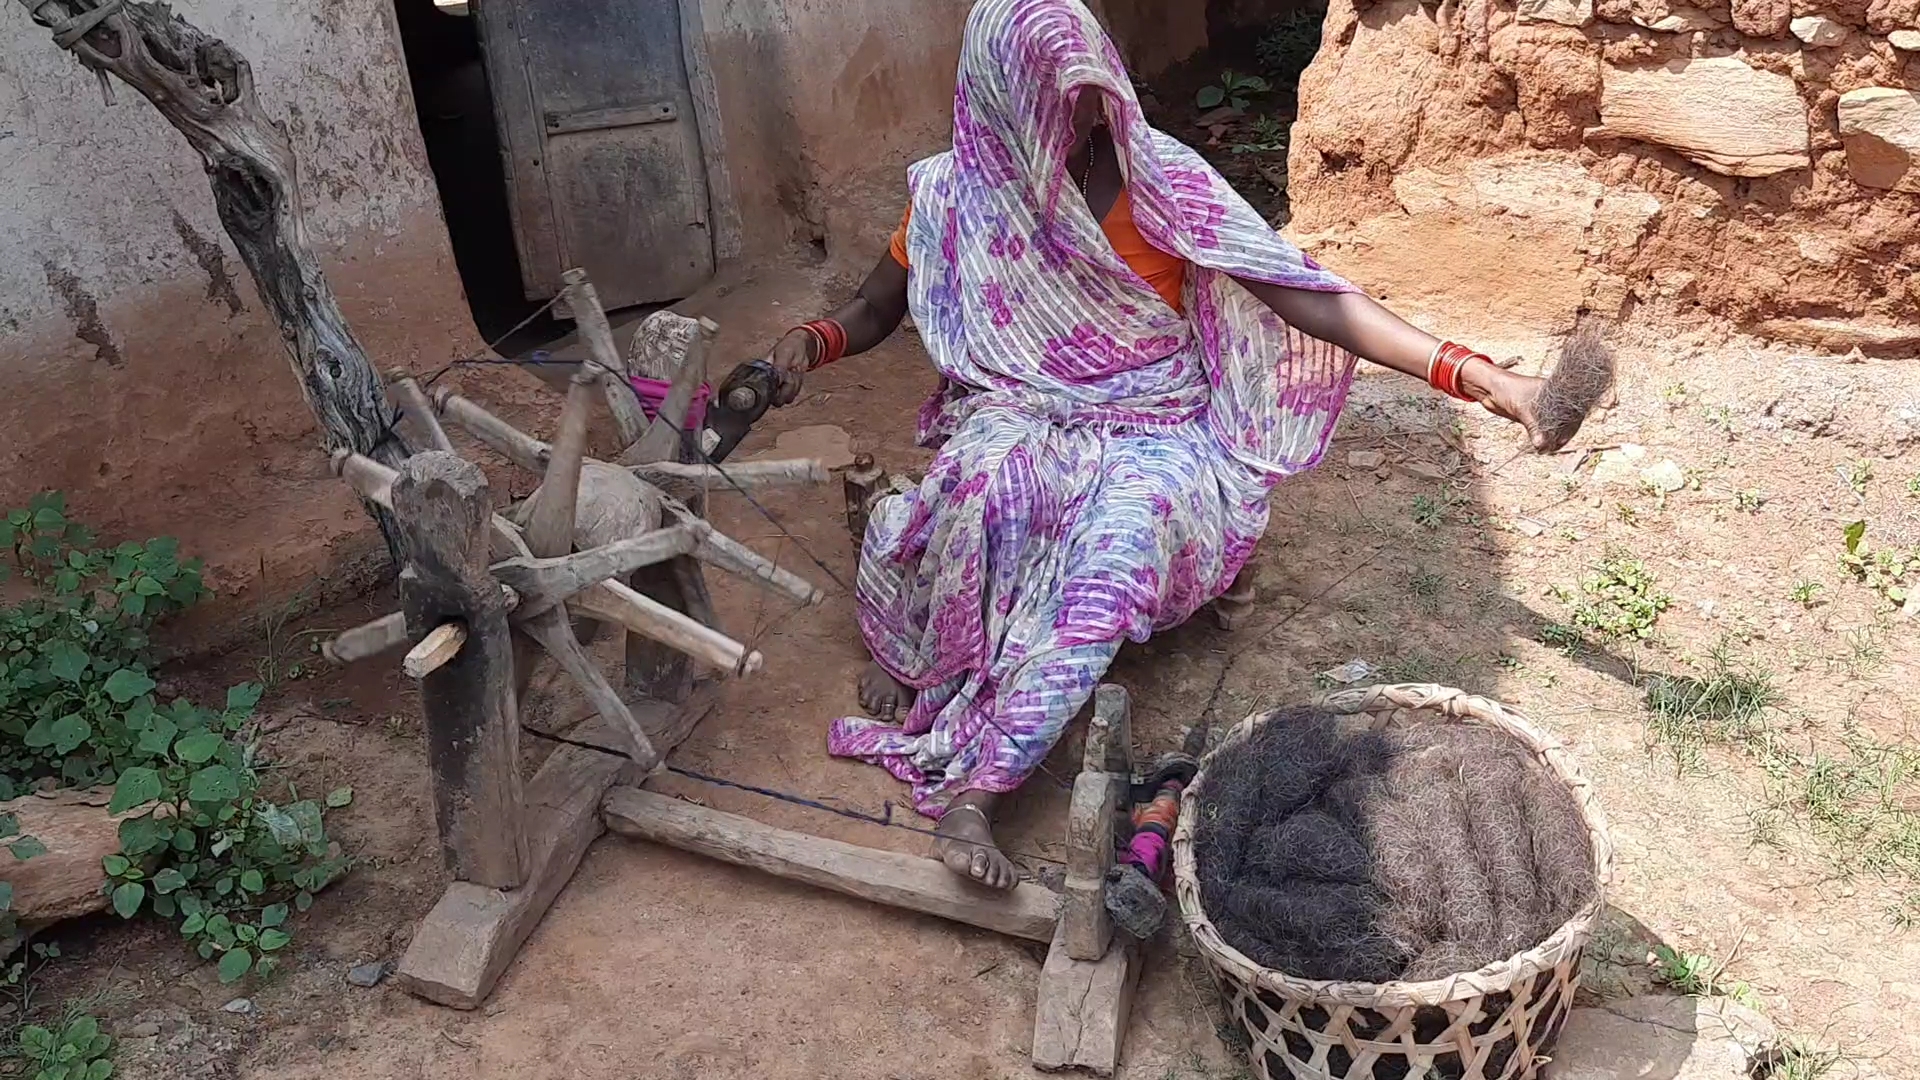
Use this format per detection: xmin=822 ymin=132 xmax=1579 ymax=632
xmin=18 ymin=251 xmax=1917 ymax=1080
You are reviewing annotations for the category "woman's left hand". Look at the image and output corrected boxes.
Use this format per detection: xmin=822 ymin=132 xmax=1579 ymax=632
xmin=1460 ymin=362 xmax=1558 ymax=453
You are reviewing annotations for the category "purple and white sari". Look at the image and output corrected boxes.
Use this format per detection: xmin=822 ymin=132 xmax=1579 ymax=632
xmin=827 ymin=0 xmax=1360 ymax=816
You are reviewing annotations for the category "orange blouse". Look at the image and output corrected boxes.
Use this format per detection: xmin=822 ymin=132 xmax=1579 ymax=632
xmin=888 ymin=190 xmax=1188 ymax=314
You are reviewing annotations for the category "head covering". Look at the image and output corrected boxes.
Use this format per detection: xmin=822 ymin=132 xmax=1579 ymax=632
xmin=904 ymin=0 xmax=1359 ymax=481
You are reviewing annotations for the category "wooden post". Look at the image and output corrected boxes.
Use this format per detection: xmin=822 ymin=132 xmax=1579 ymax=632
xmin=559 ymin=268 xmax=650 ymax=448
xmin=392 ymin=453 xmax=528 ymax=890
xmin=1033 ymin=684 xmax=1141 ymax=1076
xmin=617 ymin=311 xmax=722 ymax=710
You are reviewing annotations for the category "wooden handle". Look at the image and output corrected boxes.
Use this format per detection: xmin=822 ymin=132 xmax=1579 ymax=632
xmin=433 ymin=391 xmax=551 ymax=473
xmin=570 ymin=579 xmax=761 ymax=676
xmin=322 ymin=611 xmax=408 ymax=664
xmin=402 ymin=622 xmax=469 ymax=678
xmin=330 ymin=449 xmax=399 ymax=510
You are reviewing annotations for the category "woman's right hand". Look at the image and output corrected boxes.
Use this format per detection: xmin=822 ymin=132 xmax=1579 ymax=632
xmin=767 ymin=329 xmax=816 ymax=406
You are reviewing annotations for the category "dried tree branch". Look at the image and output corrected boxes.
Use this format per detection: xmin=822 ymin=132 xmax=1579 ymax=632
xmin=16 ymin=0 xmax=412 ymax=556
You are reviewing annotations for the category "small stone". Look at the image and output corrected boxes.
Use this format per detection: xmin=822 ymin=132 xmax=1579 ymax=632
xmin=1838 ymin=87 xmax=1920 ymax=193
xmin=347 ymin=961 xmax=389 ymax=988
xmin=125 ymin=1022 xmax=162 ymax=1039
xmin=1891 ymin=29 xmax=1920 ymax=50
xmin=1346 ymin=449 xmax=1386 ymax=469
xmin=1791 ymin=15 xmax=1847 ymax=45
xmin=221 ymin=998 xmax=254 ymax=1016
xmin=1513 ymin=517 xmax=1548 ymax=538
xmin=1517 ymin=0 xmax=1594 ymax=26
xmin=1399 ymin=460 xmax=1452 ymax=483
xmin=1640 ymin=458 xmax=1687 ymax=493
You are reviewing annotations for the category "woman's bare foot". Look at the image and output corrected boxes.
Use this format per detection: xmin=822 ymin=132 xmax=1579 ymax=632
xmin=858 ymin=662 xmax=916 ymax=720
xmin=935 ymin=793 xmax=1018 ymax=890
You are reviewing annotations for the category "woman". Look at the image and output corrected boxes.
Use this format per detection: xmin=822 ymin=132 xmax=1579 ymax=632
xmin=763 ymin=0 xmax=1565 ymax=889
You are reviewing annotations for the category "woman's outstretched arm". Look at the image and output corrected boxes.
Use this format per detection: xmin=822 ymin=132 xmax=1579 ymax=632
xmin=1233 ymin=278 xmax=1559 ymax=451
xmin=766 ymin=253 xmax=910 ymax=404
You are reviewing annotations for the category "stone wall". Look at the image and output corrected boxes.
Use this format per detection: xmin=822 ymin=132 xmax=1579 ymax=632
xmin=1287 ymin=0 xmax=1920 ymax=353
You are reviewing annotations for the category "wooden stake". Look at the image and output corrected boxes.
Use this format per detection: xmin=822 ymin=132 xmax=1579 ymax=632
xmin=432 ymin=390 xmax=551 ymax=472
xmin=559 ymin=268 xmax=649 ymax=449
xmin=689 ymin=526 xmax=826 ymax=606
xmin=1032 ymin=924 xmax=1140 ymax=1076
xmin=402 ymin=622 xmax=468 ymax=678
xmin=321 ymin=612 xmax=407 ymax=664
xmin=602 ymin=787 xmax=1060 ymax=943
xmin=490 ymin=526 xmax=700 ymax=617
xmin=568 ymin=578 xmax=760 ymax=675
xmin=391 ymin=453 xmax=528 ymax=890
xmin=631 ymin=458 xmax=830 ymax=500
xmin=522 ymin=368 xmax=596 ymax=562
xmin=329 ymin=448 xmax=397 ymax=509
xmin=389 ymin=375 xmax=454 ymax=453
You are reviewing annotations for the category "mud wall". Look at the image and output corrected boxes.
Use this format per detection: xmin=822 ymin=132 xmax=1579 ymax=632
xmin=698 ymin=0 xmax=973 ymax=264
xmin=0 ymin=0 xmax=479 ymax=626
xmin=1287 ymin=0 xmax=1920 ymax=353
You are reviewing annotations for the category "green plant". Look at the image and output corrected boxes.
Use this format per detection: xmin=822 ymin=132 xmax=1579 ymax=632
xmin=1651 ymin=943 xmax=1760 ymax=1007
xmin=1254 ymin=9 xmax=1323 ymax=86
xmin=15 ymin=1012 xmax=112 ymax=1080
xmin=1660 ymin=381 xmax=1689 ymax=407
xmin=1788 ymin=579 xmax=1824 ymax=609
xmin=1563 ymin=551 xmax=1671 ymax=641
xmin=1703 ymin=404 xmax=1736 ymax=438
xmin=1907 ymin=474 xmax=1920 ymax=500
xmin=0 ymin=495 xmax=346 ymax=983
xmin=1195 ymin=70 xmax=1270 ymax=113
xmin=1845 ymin=459 xmax=1873 ymax=499
xmin=1734 ymin=489 xmax=1766 ymax=514
xmin=0 ymin=493 xmax=208 ymax=789
xmin=1839 ymin=520 xmax=1916 ymax=608
xmin=1230 ymin=115 xmax=1288 ymax=155
xmin=1409 ymin=568 xmax=1444 ymax=612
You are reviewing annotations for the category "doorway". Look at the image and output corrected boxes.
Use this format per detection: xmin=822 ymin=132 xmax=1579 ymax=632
xmin=392 ymin=0 xmax=553 ymax=344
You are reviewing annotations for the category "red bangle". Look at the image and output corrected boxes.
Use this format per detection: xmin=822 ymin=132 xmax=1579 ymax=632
xmin=1428 ymin=341 xmax=1489 ymax=403
xmin=799 ymin=319 xmax=847 ymax=370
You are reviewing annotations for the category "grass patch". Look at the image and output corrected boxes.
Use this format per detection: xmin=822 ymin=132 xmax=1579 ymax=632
xmin=1642 ymin=643 xmax=1781 ymax=771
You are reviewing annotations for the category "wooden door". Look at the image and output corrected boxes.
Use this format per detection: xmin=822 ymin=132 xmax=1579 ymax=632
xmin=475 ymin=0 xmax=718 ymax=309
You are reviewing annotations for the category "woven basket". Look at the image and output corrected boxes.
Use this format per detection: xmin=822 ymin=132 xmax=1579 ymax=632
xmin=1171 ymin=684 xmax=1613 ymax=1080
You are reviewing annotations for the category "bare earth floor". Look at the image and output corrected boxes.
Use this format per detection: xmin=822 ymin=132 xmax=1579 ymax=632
xmin=27 ymin=261 xmax=1920 ymax=1080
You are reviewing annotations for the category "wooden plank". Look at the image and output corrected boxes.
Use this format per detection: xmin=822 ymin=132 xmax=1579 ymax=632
xmin=678 ymin=0 xmax=741 ymax=261
xmin=568 ymin=577 xmax=759 ymax=675
xmin=602 ymin=787 xmax=1061 ymax=943
xmin=393 ymin=703 xmax=707 ymax=1009
xmin=1061 ymin=770 xmax=1117 ymax=962
xmin=392 ymin=453 xmax=527 ymax=890
xmin=393 ymin=723 xmax=624 ymax=1009
xmin=1032 ymin=921 xmax=1141 ymax=1076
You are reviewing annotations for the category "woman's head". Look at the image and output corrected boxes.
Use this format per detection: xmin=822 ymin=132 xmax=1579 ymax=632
xmin=952 ymin=0 xmax=1137 ymax=198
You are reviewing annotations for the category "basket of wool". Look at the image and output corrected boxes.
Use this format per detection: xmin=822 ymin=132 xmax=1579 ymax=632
xmin=1171 ymin=685 xmax=1612 ymax=1080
